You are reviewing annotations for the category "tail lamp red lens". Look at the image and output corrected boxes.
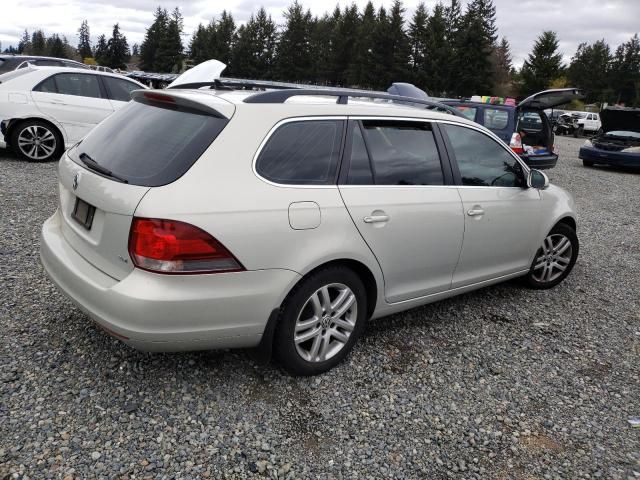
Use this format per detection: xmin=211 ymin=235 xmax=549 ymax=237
xmin=128 ymin=218 xmax=244 ymax=274
xmin=510 ymin=132 xmax=524 ymax=154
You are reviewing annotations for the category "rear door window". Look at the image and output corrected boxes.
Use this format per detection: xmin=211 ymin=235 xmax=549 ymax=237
xmin=33 ymin=76 xmax=57 ymax=93
xmin=256 ymin=120 xmax=344 ymax=185
xmin=54 ymin=73 xmax=103 ymax=98
xmin=484 ymin=108 xmax=509 ymax=130
xmin=69 ymin=99 xmax=229 ymax=187
xmin=359 ymin=120 xmax=443 ymax=185
xmin=103 ymin=76 xmax=140 ymax=102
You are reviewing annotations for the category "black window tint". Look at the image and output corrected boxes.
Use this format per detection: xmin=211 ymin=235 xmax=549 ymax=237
xmin=69 ymin=99 xmax=228 ymax=187
xmin=256 ymin=120 xmax=343 ymax=185
xmin=443 ymin=124 xmax=524 ymax=188
xmin=103 ymin=76 xmax=139 ymax=102
xmin=361 ymin=120 xmax=443 ymax=186
xmin=484 ymin=108 xmax=509 ymax=130
xmin=34 ymin=60 xmax=62 ymax=67
xmin=54 ymin=73 xmax=102 ymax=98
xmin=33 ymin=76 xmax=57 ymax=93
xmin=347 ymin=123 xmax=373 ymax=185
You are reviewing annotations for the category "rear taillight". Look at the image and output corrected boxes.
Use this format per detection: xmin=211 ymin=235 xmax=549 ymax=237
xmin=509 ymin=132 xmax=524 ymax=154
xmin=128 ymin=218 xmax=244 ymax=274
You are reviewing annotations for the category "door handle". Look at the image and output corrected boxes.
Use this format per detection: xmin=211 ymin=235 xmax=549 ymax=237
xmin=363 ymin=215 xmax=389 ymax=224
xmin=50 ymin=99 xmax=66 ymax=105
xmin=467 ymin=208 xmax=485 ymax=217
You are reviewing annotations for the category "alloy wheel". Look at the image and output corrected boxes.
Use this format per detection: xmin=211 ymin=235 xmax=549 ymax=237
xmin=294 ymin=283 xmax=357 ymax=363
xmin=17 ymin=125 xmax=57 ymax=160
xmin=532 ymin=234 xmax=573 ymax=283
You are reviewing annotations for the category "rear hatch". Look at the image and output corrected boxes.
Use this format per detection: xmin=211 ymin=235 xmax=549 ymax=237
xmin=58 ymin=90 xmax=235 ymax=280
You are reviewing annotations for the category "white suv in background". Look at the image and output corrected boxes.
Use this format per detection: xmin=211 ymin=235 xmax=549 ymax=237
xmin=574 ymin=111 xmax=602 ymax=137
xmin=0 ymin=66 xmax=145 ymax=161
xmin=40 ymin=86 xmax=579 ymax=375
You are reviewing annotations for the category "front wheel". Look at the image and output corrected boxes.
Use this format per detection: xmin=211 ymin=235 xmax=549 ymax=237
xmin=583 ymin=159 xmax=594 ymax=167
xmin=273 ymin=267 xmax=367 ymax=376
xmin=10 ymin=120 xmax=63 ymax=162
xmin=524 ymin=223 xmax=579 ymax=289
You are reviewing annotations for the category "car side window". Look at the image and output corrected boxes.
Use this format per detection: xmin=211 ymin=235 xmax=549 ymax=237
xmin=484 ymin=108 xmax=509 ymax=130
xmin=103 ymin=77 xmax=140 ymax=102
xmin=359 ymin=120 xmax=444 ymax=186
xmin=256 ymin=120 xmax=344 ymax=185
xmin=53 ymin=73 xmax=103 ymax=99
xmin=34 ymin=60 xmax=62 ymax=67
xmin=33 ymin=76 xmax=57 ymax=93
xmin=442 ymin=123 xmax=525 ymax=188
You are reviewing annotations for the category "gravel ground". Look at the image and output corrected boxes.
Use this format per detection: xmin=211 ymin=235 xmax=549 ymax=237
xmin=0 ymin=136 xmax=638 ymax=479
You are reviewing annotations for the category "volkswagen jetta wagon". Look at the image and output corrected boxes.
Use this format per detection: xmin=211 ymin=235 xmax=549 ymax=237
xmin=40 ymin=86 xmax=579 ymax=375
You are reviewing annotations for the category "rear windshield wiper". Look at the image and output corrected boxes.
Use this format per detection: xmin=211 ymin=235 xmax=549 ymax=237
xmin=79 ymin=152 xmax=128 ymax=184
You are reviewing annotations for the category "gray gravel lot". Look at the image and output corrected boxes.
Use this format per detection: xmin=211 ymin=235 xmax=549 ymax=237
xmin=1 ymin=136 xmax=639 ymax=479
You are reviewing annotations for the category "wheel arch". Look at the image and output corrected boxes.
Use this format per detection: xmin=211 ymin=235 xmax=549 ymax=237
xmin=556 ymin=216 xmax=576 ymax=232
xmin=6 ymin=116 xmax=66 ymax=148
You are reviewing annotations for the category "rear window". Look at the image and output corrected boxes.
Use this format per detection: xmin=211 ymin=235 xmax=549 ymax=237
xmin=69 ymin=99 xmax=228 ymax=187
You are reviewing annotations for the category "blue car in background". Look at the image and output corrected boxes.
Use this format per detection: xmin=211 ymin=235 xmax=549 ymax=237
xmin=579 ymin=107 xmax=640 ymax=168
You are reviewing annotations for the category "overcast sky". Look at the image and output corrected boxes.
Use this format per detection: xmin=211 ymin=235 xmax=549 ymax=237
xmin=1 ymin=0 xmax=638 ymax=67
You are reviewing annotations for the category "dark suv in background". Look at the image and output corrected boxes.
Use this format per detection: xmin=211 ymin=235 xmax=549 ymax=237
xmin=388 ymin=84 xmax=583 ymax=170
xmin=0 ymin=55 xmax=88 ymax=74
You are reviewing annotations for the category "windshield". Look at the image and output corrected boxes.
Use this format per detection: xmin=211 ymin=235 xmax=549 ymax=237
xmin=69 ymin=99 xmax=228 ymax=187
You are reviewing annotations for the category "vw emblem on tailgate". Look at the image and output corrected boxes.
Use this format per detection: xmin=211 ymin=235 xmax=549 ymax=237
xmin=73 ymin=172 xmax=80 ymax=190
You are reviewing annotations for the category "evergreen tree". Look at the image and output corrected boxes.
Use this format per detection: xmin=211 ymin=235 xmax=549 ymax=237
xmin=492 ymin=37 xmax=514 ymax=97
xmin=568 ymin=40 xmax=612 ymax=103
xmin=31 ymin=30 xmax=47 ymax=55
xmin=94 ymin=34 xmax=108 ymax=65
xmin=156 ymin=7 xmax=184 ymax=72
xmin=46 ymin=34 xmax=67 ymax=58
xmin=609 ymin=34 xmax=640 ymax=106
xmin=106 ymin=23 xmax=130 ymax=69
xmin=425 ymin=2 xmax=451 ymax=95
xmin=347 ymin=1 xmax=377 ymax=87
xmin=189 ymin=23 xmax=213 ymax=66
xmin=387 ymin=1 xmax=411 ymax=85
xmin=520 ymin=31 xmax=565 ymax=95
xmin=452 ymin=0 xmax=497 ymax=96
xmin=131 ymin=43 xmax=140 ymax=56
xmin=408 ymin=3 xmax=429 ymax=90
xmin=215 ymin=11 xmax=236 ymax=69
xmin=18 ymin=30 xmax=30 ymax=54
xmin=77 ymin=20 xmax=92 ymax=60
xmin=332 ymin=4 xmax=360 ymax=86
xmin=140 ymin=7 xmax=168 ymax=71
xmin=275 ymin=2 xmax=314 ymax=82
xmin=309 ymin=12 xmax=338 ymax=84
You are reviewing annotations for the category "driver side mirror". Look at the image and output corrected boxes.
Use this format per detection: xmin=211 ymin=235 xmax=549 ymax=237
xmin=528 ymin=169 xmax=549 ymax=189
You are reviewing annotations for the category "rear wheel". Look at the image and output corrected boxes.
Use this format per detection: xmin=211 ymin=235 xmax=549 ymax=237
xmin=274 ymin=266 xmax=367 ymax=376
xmin=10 ymin=120 xmax=62 ymax=162
xmin=524 ymin=223 xmax=578 ymax=289
xmin=573 ymin=126 xmax=583 ymax=138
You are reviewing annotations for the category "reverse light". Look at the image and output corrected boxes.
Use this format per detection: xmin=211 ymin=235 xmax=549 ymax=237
xmin=509 ymin=132 xmax=524 ymax=154
xmin=128 ymin=218 xmax=244 ymax=274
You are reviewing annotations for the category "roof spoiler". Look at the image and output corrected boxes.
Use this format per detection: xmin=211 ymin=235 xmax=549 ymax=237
xmin=130 ymin=90 xmax=229 ymax=118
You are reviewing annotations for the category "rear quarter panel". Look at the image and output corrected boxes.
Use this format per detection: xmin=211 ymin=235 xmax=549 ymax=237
xmin=134 ymin=105 xmax=386 ymax=310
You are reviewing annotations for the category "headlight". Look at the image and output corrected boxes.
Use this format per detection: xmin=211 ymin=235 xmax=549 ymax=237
xmin=621 ymin=146 xmax=640 ymax=153
xmin=583 ymin=140 xmax=593 ymax=147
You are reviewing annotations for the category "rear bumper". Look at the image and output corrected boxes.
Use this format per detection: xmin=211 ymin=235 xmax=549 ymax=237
xmin=519 ymin=153 xmax=558 ymax=170
xmin=579 ymin=146 xmax=640 ymax=167
xmin=40 ymin=209 xmax=301 ymax=352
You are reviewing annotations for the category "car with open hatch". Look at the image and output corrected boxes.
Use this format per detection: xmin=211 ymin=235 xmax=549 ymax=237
xmin=0 ymin=66 xmax=145 ymax=161
xmin=579 ymin=106 xmax=640 ymax=168
xmin=438 ymin=88 xmax=584 ymax=170
xmin=39 ymin=84 xmax=580 ymax=375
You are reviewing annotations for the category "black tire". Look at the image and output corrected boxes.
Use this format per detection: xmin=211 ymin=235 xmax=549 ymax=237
xmin=524 ymin=223 xmax=579 ymax=290
xmin=273 ymin=266 xmax=368 ymax=376
xmin=573 ymin=126 xmax=583 ymax=138
xmin=10 ymin=120 xmax=63 ymax=162
xmin=583 ymin=159 xmax=594 ymax=167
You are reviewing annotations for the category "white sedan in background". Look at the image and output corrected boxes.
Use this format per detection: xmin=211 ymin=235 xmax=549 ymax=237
xmin=0 ymin=67 xmax=146 ymax=161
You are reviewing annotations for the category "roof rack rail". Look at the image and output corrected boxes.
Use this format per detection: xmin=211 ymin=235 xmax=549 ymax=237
xmin=242 ymin=89 xmax=466 ymax=117
xmin=167 ymin=78 xmax=306 ymax=91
